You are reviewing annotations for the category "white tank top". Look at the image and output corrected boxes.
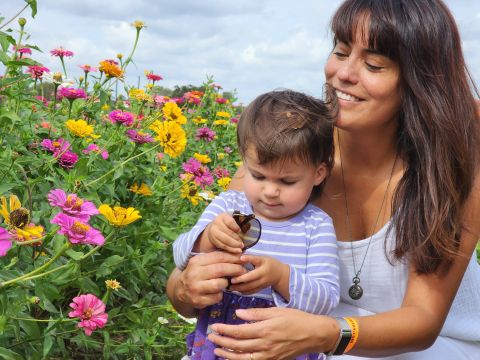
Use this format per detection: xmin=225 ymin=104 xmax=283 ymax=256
xmin=336 ymin=220 xmax=480 ymax=342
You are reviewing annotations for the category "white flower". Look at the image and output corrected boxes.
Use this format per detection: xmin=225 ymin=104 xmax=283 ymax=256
xmin=157 ymin=316 xmax=169 ymax=324
xmin=42 ymin=71 xmax=74 ymax=87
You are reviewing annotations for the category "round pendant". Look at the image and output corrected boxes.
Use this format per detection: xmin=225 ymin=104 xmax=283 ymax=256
xmin=348 ymin=284 xmax=363 ymax=300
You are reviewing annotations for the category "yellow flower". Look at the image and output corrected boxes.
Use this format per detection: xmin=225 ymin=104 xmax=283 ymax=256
xmin=117 ymin=53 xmax=123 ymax=60
xmin=180 ymin=182 xmax=202 ymax=206
xmin=129 ymin=88 xmax=153 ymax=102
xmin=217 ymin=153 xmax=226 ymax=160
xmin=13 ymin=224 xmax=44 ymax=242
xmin=217 ymin=177 xmax=232 ymax=190
xmin=194 ymin=153 xmax=211 ymax=164
xmin=98 ymin=204 xmax=141 ymax=227
xmin=66 ymin=119 xmax=94 ymax=138
xmin=99 ymin=60 xmax=124 ymax=78
xmin=0 ymin=194 xmax=44 ymax=242
xmin=129 ymin=183 xmax=153 ymax=196
xmin=234 ymin=161 xmax=243 ymax=168
xmin=0 ymin=194 xmax=22 ymax=226
xmin=193 ymin=116 xmax=207 ymax=124
xmin=213 ymin=119 xmax=229 ymax=126
xmin=101 ymin=104 xmax=110 ymax=111
xmin=149 ymin=120 xmax=187 ymax=158
xmin=160 ymin=165 xmax=167 ymax=172
xmin=162 ymin=102 xmax=186 ymax=124
xmin=132 ymin=20 xmax=146 ymax=30
xmin=145 ymin=83 xmax=153 ymax=90
xmin=105 ymin=279 xmax=121 ymax=290
xmin=216 ymin=111 xmax=231 ymax=118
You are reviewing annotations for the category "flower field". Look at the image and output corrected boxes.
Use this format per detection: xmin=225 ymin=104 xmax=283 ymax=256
xmin=0 ymin=6 xmax=240 ymax=359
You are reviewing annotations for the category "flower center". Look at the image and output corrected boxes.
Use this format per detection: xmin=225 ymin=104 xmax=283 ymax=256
xmin=72 ymin=221 xmax=90 ymax=235
xmin=66 ymin=195 xmax=84 ymax=210
xmin=82 ymin=307 xmax=93 ymax=319
xmin=10 ymin=207 xmax=30 ymax=228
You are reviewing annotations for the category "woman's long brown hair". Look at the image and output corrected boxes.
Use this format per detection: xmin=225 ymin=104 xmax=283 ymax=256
xmin=332 ymin=0 xmax=480 ymax=273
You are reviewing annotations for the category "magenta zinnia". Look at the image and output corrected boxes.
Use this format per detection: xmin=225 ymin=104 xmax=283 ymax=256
xmin=56 ymin=151 xmax=78 ymax=169
xmin=108 ymin=110 xmax=135 ymax=126
xmin=83 ymin=144 xmax=109 ymax=159
xmin=182 ymin=158 xmax=214 ymax=189
xmin=125 ymin=129 xmax=154 ymax=144
xmin=48 ymin=189 xmax=99 ymax=222
xmin=50 ymin=47 xmax=74 ymax=58
xmin=0 ymin=228 xmax=12 ymax=257
xmin=195 ymin=127 xmax=216 ymax=142
xmin=52 ymin=213 xmax=104 ymax=246
xmin=68 ymin=294 xmax=108 ymax=336
xmin=146 ymin=72 xmax=163 ymax=82
xmin=41 ymin=138 xmax=71 ymax=154
xmin=58 ymin=87 xmax=87 ymax=100
xmin=27 ymin=65 xmax=49 ymax=80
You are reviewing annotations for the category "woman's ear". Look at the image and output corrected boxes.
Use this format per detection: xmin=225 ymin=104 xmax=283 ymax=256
xmin=314 ymin=163 xmax=329 ymax=186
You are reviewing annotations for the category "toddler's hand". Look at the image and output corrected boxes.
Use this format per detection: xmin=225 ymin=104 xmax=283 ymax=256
xmin=207 ymin=213 xmax=244 ymax=254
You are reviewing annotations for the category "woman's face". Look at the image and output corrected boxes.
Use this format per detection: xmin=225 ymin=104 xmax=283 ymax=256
xmin=324 ymin=31 xmax=402 ymax=132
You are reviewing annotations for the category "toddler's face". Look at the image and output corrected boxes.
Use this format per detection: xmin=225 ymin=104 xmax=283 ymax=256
xmin=243 ymin=146 xmax=327 ymax=222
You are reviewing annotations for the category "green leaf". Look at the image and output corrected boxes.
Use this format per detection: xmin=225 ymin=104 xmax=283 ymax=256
xmin=0 ymin=111 xmax=21 ymax=127
xmin=125 ymin=310 xmax=141 ymax=324
xmin=19 ymin=319 xmax=40 ymax=338
xmin=65 ymin=249 xmax=84 ymax=260
xmin=0 ymin=315 xmax=7 ymax=334
xmin=73 ymin=157 xmax=89 ymax=179
xmin=25 ymin=0 xmax=37 ymax=18
xmin=42 ymin=334 xmax=53 ymax=358
xmin=0 ymin=183 xmax=15 ymax=194
xmin=96 ymin=255 xmax=124 ymax=278
xmin=0 ymin=347 xmax=23 ymax=360
xmin=0 ymin=31 xmax=15 ymax=52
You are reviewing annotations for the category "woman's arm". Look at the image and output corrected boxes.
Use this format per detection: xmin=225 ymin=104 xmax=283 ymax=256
xmin=207 ymin=174 xmax=480 ymax=359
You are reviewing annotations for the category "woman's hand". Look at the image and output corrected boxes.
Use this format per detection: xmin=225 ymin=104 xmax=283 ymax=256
xmin=166 ymin=251 xmax=247 ymax=316
xmin=207 ymin=307 xmax=339 ymax=360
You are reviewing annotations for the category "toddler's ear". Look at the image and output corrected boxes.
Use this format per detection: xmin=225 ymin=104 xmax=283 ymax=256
xmin=314 ymin=163 xmax=328 ymax=185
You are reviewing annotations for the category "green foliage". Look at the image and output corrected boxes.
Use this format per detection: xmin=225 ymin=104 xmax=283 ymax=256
xmin=0 ymin=15 xmax=240 ymax=359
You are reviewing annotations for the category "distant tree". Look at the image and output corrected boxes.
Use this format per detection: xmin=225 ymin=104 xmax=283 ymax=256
xmin=170 ymin=84 xmax=206 ymax=98
xmin=151 ymin=85 xmax=173 ymax=97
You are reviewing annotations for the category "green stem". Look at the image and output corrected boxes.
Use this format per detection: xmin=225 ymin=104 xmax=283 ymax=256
xmin=1 ymin=243 xmax=71 ymax=288
xmin=60 ymin=57 xmax=68 ymax=77
xmin=67 ymin=99 xmax=73 ymax=118
xmin=85 ymin=143 xmax=160 ymax=187
xmin=9 ymin=316 xmax=75 ymax=323
xmin=122 ymin=30 xmax=140 ymax=71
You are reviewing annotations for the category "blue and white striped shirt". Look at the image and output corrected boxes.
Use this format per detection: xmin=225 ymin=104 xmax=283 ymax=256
xmin=173 ymin=190 xmax=340 ymax=315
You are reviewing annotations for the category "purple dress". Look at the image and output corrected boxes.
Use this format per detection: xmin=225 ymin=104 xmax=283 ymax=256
xmin=186 ymin=291 xmax=325 ymax=360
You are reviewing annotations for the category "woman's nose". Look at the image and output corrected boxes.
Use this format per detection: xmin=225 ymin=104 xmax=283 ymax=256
xmin=337 ymin=58 xmax=359 ymax=84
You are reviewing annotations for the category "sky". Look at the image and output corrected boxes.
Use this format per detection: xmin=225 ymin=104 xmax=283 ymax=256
xmin=1 ymin=0 xmax=480 ymax=105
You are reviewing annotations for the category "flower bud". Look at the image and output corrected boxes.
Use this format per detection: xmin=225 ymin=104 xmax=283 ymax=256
xmin=18 ymin=18 xmax=27 ymax=27
xmin=29 ymin=296 xmax=41 ymax=304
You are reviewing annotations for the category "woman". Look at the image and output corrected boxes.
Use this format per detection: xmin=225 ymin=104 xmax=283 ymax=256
xmin=167 ymin=0 xmax=480 ymax=359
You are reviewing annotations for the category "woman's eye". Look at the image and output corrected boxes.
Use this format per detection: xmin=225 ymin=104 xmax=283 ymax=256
xmin=334 ymin=51 xmax=348 ymax=58
xmin=365 ymin=62 xmax=384 ymax=71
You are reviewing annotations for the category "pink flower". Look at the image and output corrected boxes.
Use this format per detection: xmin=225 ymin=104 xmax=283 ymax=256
xmin=154 ymin=95 xmax=169 ymax=106
xmin=52 ymin=213 xmax=104 ymax=246
xmin=41 ymin=138 xmax=71 ymax=153
xmin=83 ymin=144 xmax=109 ymax=159
xmin=79 ymin=64 xmax=98 ymax=73
xmin=27 ymin=65 xmax=50 ymax=80
xmin=0 ymin=228 xmax=13 ymax=257
xmin=146 ymin=72 xmax=163 ymax=82
xmin=171 ymin=97 xmax=184 ymax=105
xmin=157 ymin=153 xmax=165 ymax=161
xmin=215 ymin=97 xmax=228 ymax=104
xmin=214 ymin=167 xmax=230 ymax=179
xmin=195 ymin=127 xmax=216 ymax=142
xmin=50 ymin=47 xmax=74 ymax=58
xmin=108 ymin=110 xmax=134 ymax=126
xmin=223 ymin=146 xmax=233 ymax=154
xmin=125 ymin=129 xmax=154 ymax=144
xmin=14 ymin=46 xmax=32 ymax=56
xmin=35 ymin=95 xmax=49 ymax=107
xmin=230 ymin=117 xmax=239 ymax=124
xmin=182 ymin=158 xmax=214 ymax=189
xmin=48 ymin=189 xmax=99 ymax=222
xmin=56 ymin=150 xmax=78 ymax=169
xmin=68 ymin=294 xmax=108 ymax=336
xmin=58 ymin=87 xmax=87 ymax=100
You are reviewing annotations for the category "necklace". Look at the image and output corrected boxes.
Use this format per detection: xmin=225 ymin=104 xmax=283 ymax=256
xmin=337 ymin=132 xmax=398 ymax=300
